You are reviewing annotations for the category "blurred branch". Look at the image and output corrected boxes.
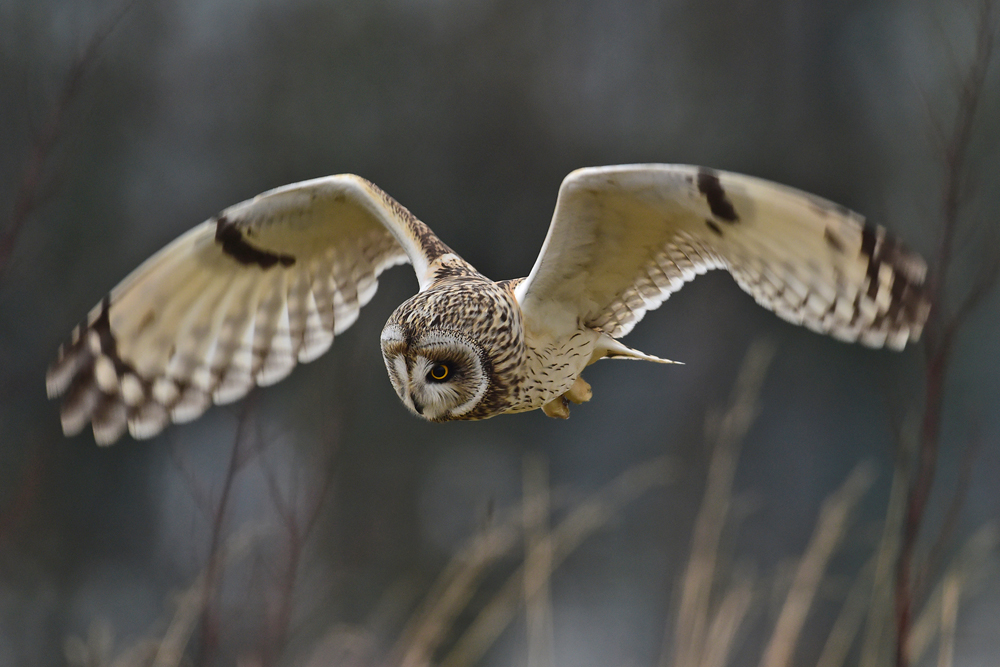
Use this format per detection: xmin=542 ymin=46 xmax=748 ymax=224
xmin=256 ymin=424 xmax=339 ymax=667
xmin=0 ymin=441 xmax=49 ymax=545
xmin=165 ymin=406 xmax=338 ymax=667
xmin=928 ymin=0 xmax=995 ymax=299
xmin=0 ymin=0 xmax=139 ymax=566
xmin=196 ymin=398 xmax=259 ymax=667
xmin=895 ymin=2 xmax=999 ymax=665
xmin=0 ymin=0 xmax=139 ymax=280
xmin=153 ymin=525 xmax=268 ymax=667
xmin=700 ymin=577 xmax=754 ymax=667
xmin=918 ymin=421 xmax=984 ymax=598
xmin=937 ymin=254 xmax=1000 ymax=353
xmin=168 ymin=442 xmax=218 ymax=524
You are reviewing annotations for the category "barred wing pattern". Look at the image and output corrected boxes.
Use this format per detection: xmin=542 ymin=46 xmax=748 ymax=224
xmin=516 ymin=165 xmax=930 ymax=350
xmin=47 ymin=175 xmax=444 ymax=444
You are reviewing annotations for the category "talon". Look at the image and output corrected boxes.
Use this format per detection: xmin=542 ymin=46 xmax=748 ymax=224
xmin=566 ymin=376 xmax=592 ymax=404
xmin=542 ymin=396 xmax=570 ymax=419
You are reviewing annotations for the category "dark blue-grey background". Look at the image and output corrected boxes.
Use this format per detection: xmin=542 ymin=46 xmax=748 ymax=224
xmin=1 ymin=1 xmax=997 ymax=665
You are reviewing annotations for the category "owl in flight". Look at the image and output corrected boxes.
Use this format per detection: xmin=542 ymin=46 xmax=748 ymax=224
xmin=48 ymin=165 xmax=930 ymax=444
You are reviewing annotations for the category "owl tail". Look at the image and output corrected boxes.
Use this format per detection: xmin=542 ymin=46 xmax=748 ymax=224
xmin=590 ymin=333 xmax=683 ymax=365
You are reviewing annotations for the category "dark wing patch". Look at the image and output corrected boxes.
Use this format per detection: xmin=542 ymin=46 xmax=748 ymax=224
xmin=860 ymin=223 xmax=877 ymax=259
xmin=697 ymin=169 xmax=739 ymax=223
xmin=216 ymin=216 xmax=296 ymax=268
xmin=823 ymin=227 xmax=846 ymax=253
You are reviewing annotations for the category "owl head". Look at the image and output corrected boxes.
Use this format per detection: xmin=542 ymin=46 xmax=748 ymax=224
xmin=378 ymin=278 xmax=524 ymax=421
xmin=379 ymin=323 xmax=492 ymax=421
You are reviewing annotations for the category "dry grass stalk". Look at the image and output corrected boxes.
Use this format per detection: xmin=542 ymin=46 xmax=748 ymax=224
xmin=64 ymin=525 xmax=268 ymax=667
xmin=906 ymin=524 xmax=998 ymax=664
xmin=152 ymin=525 xmax=269 ymax=667
xmin=389 ymin=497 xmax=534 ymax=667
xmin=699 ymin=577 xmax=754 ymax=667
xmin=64 ymin=620 xmax=114 ymax=667
xmin=814 ymin=556 xmax=876 ymax=667
xmin=759 ymin=462 xmax=876 ymax=667
xmin=859 ymin=451 xmax=910 ymax=667
xmin=438 ymin=456 xmax=674 ymax=667
xmin=523 ymin=452 xmax=555 ymax=667
xmin=936 ymin=573 xmax=960 ymax=667
xmin=667 ymin=339 xmax=776 ymax=667
xmin=301 ymin=624 xmax=377 ymax=667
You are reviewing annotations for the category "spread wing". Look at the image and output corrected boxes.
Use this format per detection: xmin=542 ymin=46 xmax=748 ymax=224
xmin=515 ymin=164 xmax=930 ymax=349
xmin=48 ymin=174 xmax=452 ymax=444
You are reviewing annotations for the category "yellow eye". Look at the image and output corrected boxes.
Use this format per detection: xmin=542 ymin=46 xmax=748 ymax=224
xmin=429 ymin=363 xmax=450 ymax=381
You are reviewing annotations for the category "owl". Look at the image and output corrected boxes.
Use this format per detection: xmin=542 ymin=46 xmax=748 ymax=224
xmin=47 ymin=165 xmax=931 ymax=444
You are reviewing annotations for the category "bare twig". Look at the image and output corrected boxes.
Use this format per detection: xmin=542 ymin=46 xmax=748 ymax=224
xmin=0 ymin=0 xmax=139 ymax=279
xmin=153 ymin=525 xmax=268 ymax=667
xmin=0 ymin=0 xmax=139 ymax=561
xmin=938 ymin=256 xmax=1000 ymax=354
xmin=168 ymin=442 xmax=218 ymax=524
xmin=700 ymin=578 xmax=755 ymax=667
xmin=196 ymin=398 xmax=259 ymax=667
xmin=63 ymin=524 xmax=269 ymax=667
xmin=391 ymin=459 xmax=671 ymax=667
xmin=895 ymin=2 xmax=998 ymax=664
xmin=927 ymin=0 xmax=996 ymax=306
xmin=0 ymin=443 xmax=49 ymax=544
xmin=256 ymin=426 xmax=339 ymax=666
xmin=918 ymin=421 xmax=984 ymax=598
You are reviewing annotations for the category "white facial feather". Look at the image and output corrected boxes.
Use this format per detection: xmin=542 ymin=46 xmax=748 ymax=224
xmin=380 ymin=331 xmax=489 ymax=421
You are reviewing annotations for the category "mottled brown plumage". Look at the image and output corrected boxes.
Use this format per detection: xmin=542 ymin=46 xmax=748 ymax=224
xmin=381 ymin=257 xmax=527 ymax=420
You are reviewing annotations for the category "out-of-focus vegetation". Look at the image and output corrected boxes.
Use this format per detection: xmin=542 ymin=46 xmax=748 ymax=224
xmin=0 ymin=1 xmax=997 ymax=665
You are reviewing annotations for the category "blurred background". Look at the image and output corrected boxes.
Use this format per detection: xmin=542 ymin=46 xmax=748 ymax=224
xmin=0 ymin=0 xmax=998 ymax=665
